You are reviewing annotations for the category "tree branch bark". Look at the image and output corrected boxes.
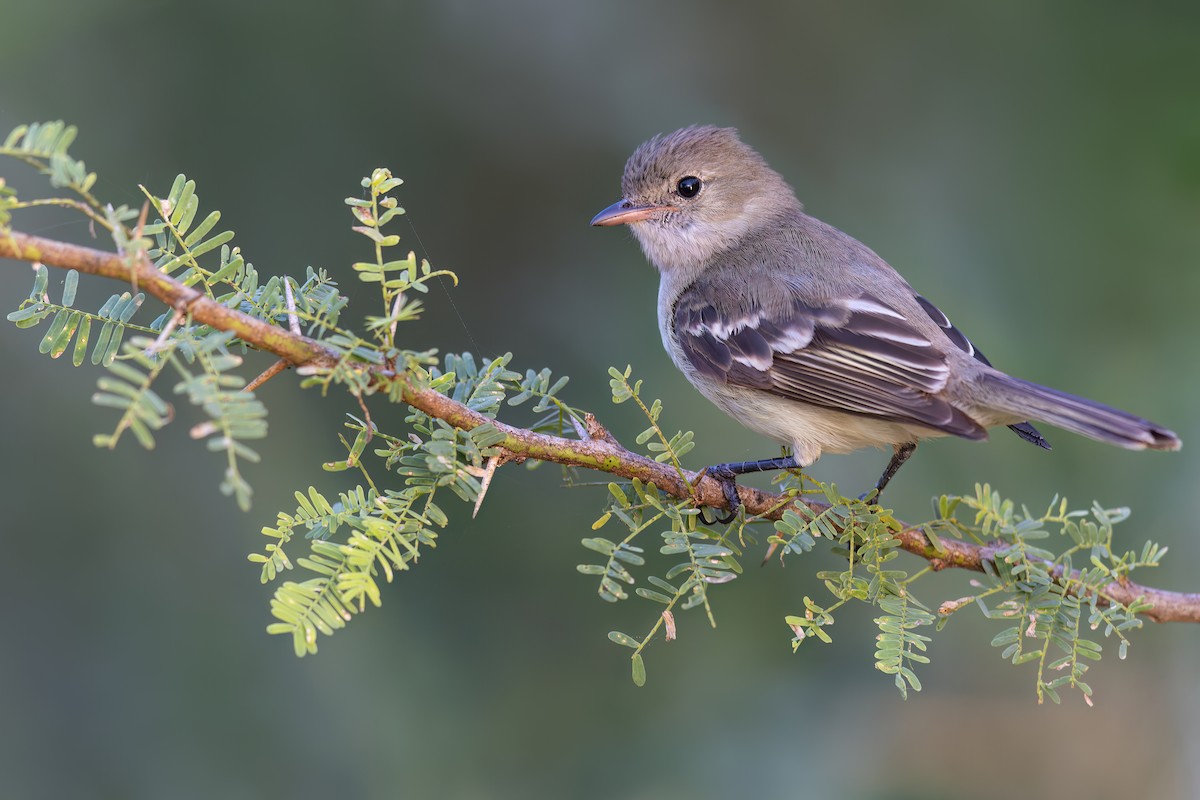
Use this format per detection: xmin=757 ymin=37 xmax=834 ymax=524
xmin=3 ymin=229 xmax=1197 ymax=624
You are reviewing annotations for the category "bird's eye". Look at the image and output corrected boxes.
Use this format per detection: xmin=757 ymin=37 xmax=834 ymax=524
xmin=676 ymin=176 xmax=702 ymax=198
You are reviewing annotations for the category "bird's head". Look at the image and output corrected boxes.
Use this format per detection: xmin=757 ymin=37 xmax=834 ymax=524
xmin=591 ymin=126 xmax=800 ymax=274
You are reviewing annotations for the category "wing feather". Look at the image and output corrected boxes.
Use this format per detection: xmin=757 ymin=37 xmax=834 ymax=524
xmin=913 ymin=293 xmax=1051 ymax=449
xmin=674 ymin=285 xmax=987 ymax=440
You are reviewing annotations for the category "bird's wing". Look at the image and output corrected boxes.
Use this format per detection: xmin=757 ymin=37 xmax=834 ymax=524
xmin=672 ymin=284 xmax=989 ymax=440
xmin=913 ymin=295 xmax=1050 ymax=450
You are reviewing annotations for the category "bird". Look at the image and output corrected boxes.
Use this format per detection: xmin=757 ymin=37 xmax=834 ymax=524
xmin=591 ymin=125 xmax=1181 ymax=523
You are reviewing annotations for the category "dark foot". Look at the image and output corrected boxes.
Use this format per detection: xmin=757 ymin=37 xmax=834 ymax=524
xmin=699 ymin=465 xmax=741 ymax=525
xmin=697 ymin=455 xmax=800 ymax=525
xmin=863 ymin=442 xmax=918 ymax=502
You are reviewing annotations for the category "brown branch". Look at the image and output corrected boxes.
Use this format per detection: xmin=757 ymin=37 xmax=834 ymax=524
xmin=3 ymin=228 xmax=1198 ymax=624
xmin=245 ymin=358 xmax=290 ymax=391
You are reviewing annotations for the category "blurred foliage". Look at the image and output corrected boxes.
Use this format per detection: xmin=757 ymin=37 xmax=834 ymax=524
xmin=3 ymin=144 xmax=582 ymax=650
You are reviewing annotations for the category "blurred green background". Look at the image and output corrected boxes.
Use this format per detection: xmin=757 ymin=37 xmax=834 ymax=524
xmin=2 ymin=2 xmax=1199 ymax=798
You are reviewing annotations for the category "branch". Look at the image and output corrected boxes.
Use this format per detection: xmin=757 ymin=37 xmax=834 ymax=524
xmin=4 ymin=229 xmax=1198 ymax=624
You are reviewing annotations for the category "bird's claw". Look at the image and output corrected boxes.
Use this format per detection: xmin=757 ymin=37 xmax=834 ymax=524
xmin=698 ymin=465 xmax=741 ymax=525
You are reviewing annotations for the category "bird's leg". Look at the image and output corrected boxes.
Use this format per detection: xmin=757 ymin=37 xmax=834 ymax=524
xmin=862 ymin=442 xmax=918 ymax=502
xmin=698 ymin=455 xmax=800 ymax=525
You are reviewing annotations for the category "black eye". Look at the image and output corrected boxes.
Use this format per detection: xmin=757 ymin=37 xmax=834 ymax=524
xmin=676 ymin=176 xmax=702 ymax=198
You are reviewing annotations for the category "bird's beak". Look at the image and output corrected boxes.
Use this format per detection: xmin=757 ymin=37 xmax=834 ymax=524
xmin=590 ymin=199 xmax=677 ymax=227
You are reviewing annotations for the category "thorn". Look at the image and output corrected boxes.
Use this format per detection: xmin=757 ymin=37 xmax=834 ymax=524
xmin=938 ymin=596 xmax=974 ymax=616
xmin=283 ymin=278 xmax=302 ymax=336
xmin=245 ymin=358 xmax=289 ymax=392
xmin=189 ymin=421 xmax=217 ymax=439
xmin=388 ymin=290 xmax=404 ymax=344
xmin=583 ymin=413 xmax=620 ymax=445
xmin=129 ymin=200 xmax=150 ymax=295
xmin=662 ymin=610 xmax=676 ymax=641
xmin=473 ymin=453 xmax=503 ymax=518
xmin=145 ymin=310 xmax=183 ymax=355
xmin=354 ymin=393 xmax=374 ymax=443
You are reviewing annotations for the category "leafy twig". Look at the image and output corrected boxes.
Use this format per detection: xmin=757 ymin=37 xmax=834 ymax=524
xmin=2 ymin=229 xmax=1198 ymax=625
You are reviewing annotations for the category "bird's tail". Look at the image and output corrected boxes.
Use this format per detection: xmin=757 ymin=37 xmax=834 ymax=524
xmin=979 ymin=373 xmax=1181 ymax=451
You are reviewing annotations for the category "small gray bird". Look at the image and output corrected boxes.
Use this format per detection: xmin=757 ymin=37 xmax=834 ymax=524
xmin=591 ymin=125 xmax=1180 ymax=522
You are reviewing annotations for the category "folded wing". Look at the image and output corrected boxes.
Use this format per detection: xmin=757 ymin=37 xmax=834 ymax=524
xmin=673 ymin=285 xmax=989 ymax=440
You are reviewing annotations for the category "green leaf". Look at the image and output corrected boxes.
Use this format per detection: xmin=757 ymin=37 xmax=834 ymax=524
xmin=607 ymin=630 xmax=638 ymax=649
xmin=71 ymin=315 xmax=91 ymax=366
xmin=61 ymin=270 xmax=78 ymax=306
xmin=7 ymin=305 xmax=48 ymax=324
xmin=581 ymin=537 xmax=616 ymax=556
xmin=37 ymin=309 xmax=70 ymax=353
xmin=634 ymin=588 xmax=673 ymax=604
xmin=46 ymin=310 xmax=82 ymax=358
xmin=631 ymin=654 xmax=646 ymax=686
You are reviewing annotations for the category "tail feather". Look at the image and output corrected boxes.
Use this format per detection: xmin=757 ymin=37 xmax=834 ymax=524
xmin=980 ymin=374 xmax=1181 ymax=452
xmin=1007 ymin=421 xmax=1052 ymax=450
